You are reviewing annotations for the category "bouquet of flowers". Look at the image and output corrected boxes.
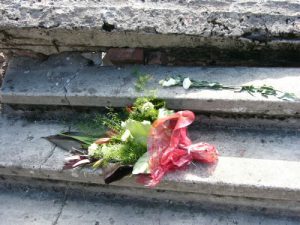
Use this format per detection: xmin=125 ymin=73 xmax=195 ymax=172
xmin=46 ymin=97 xmax=218 ymax=187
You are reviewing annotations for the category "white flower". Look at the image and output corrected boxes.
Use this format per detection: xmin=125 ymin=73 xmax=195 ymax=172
xmin=141 ymin=102 xmax=154 ymax=113
xmin=183 ymin=77 xmax=192 ymax=90
xmin=121 ymin=129 xmax=132 ymax=142
xmin=141 ymin=120 xmax=151 ymax=125
xmin=121 ymin=121 xmax=126 ymax=128
xmin=160 ymin=78 xmax=178 ymax=87
xmin=159 ymin=80 xmax=165 ymax=85
xmin=88 ymin=143 xmax=99 ymax=155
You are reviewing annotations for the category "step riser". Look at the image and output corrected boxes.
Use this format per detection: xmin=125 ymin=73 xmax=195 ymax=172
xmin=2 ymin=162 xmax=300 ymax=202
xmin=3 ymin=96 xmax=300 ymax=117
xmin=3 ymin=105 xmax=300 ymax=130
xmin=2 ymin=175 xmax=300 ymax=218
xmin=1 ymin=0 xmax=300 ymax=60
xmin=2 ymin=177 xmax=300 ymax=224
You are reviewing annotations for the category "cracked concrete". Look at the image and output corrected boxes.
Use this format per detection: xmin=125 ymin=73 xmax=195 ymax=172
xmin=0 ymin=116 xmax=65 ymax=172
xmin=52 ymin=191 xmax=68 ymax=225
xmin=0 ymin=183 xmax=65 ymax=225
xmin=63 ymin=74 xmax=79 ymax=107
xmin=40 ymin=145 xmax=57 ymax=169
xmin=0 ymin=0 xmax=300 ymax=57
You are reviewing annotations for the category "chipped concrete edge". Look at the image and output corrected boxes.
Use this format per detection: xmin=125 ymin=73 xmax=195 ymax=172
xmin=1 ymin=0 xmax=300 ymax=54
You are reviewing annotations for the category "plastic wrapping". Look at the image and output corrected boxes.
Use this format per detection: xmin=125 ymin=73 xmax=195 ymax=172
xmin=146 ymin=111 xmax=218 ymax=187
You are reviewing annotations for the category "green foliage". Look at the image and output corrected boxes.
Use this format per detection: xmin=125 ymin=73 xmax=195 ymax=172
xmin=100 ymin=141 xmax=147 ymax=165
xmin=86 ymin=98 xmax=169 ymax=165
xmin=73 ymin=114 xmax=107 ymax=137
xmin=122 ymin=119 xmax=151 ymax=148
xmin=192 ymin=80 xmax=234 ymax=90
xmin=60 ymin=133 xmax=96 ymax=145
xmin=72 ymin=110 xmax=125 ymax=143
xmin=63 ymin=97 xmax=169 ymax=168
xmin=135 ymin=74 xmax=152 ymax=92
xmin=88 ymin=145 xmax=102 ymax=159
xmin=160 ymin=76 xmax=298 ymax=101
xmin=239 ymin=85 xmax=276 ymax=97
xmin=278 ymin=92 xmax=297 ymax=101
xmin=129 ymin=97 xmax=166 ymax=122
xmin=132 ymin=68 xmax=153 ymax=92
xmin=133 ymin=97 xmax=165 ymax=109
xmin=238 ymin=85 xmax=298 ymax=100
xmin=94 ymin=109 xmax=123 ymax=132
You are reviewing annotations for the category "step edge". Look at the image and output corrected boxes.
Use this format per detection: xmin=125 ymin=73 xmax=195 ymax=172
xmin=1 ymin=162 xmax=300 ymax=202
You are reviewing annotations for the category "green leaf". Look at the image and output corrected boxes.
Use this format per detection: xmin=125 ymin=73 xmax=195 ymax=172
xmin=278 ymin=92 xmax=298 ymax=101
xmin=60 ymin=132 xmax=97 ymax=145
xmin=123 ymin=119 xmax=151 ymax=147
xmin=132 ymin=152 xmax=150 ymax=175
xmin=44 ymin=134 xmax=85 ymax=153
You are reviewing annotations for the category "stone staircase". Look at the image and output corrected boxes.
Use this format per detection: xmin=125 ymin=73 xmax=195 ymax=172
xmin=2 ymin=178 xmax=300 ymax=225
xmin=1 ymin=0 xmax=300 ymax=223
xmin=2 ymin=53 xmax=300 ymax=116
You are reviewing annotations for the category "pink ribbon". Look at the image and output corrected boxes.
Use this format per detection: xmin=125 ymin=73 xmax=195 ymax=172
xmin=145 ymin=111 xmax=218 ymax=187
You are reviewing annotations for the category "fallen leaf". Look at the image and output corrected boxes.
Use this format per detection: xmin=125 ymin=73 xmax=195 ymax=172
xmin=103 ymin=163 xmax=133 ymax=184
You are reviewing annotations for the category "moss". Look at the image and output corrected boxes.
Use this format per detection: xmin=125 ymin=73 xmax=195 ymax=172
xmin=129 ymin=97 xmax=165 ymax=122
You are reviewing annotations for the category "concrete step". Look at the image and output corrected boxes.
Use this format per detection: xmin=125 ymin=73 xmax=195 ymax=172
xmin=1 ymin=0 xmax=300 ymax=66
xmin=1 ymin=180 xmax=299 ymax=225
xmin=1 ymin=113 xmax=300 ymax=215
xmin=1 ymin=53 xmax=300 ymax=116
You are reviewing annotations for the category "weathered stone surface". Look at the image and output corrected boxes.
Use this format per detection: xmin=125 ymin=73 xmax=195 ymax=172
xmin=1 ymin=114 xmax=300 ymax=214
xmin=0 ymin=52 xmax=8 ymax=87
xmin=0 ymin=184 xmax=64 ymax=225
xmin=1 ymin=182 xmax=299 ymax=225
xmin=81 ymin=52 xmax=102 ymax=65
xmin=2 ymin=53 xmax=300 ymax=116
xmin=0 ymin=0 xmax=300 ymax=58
